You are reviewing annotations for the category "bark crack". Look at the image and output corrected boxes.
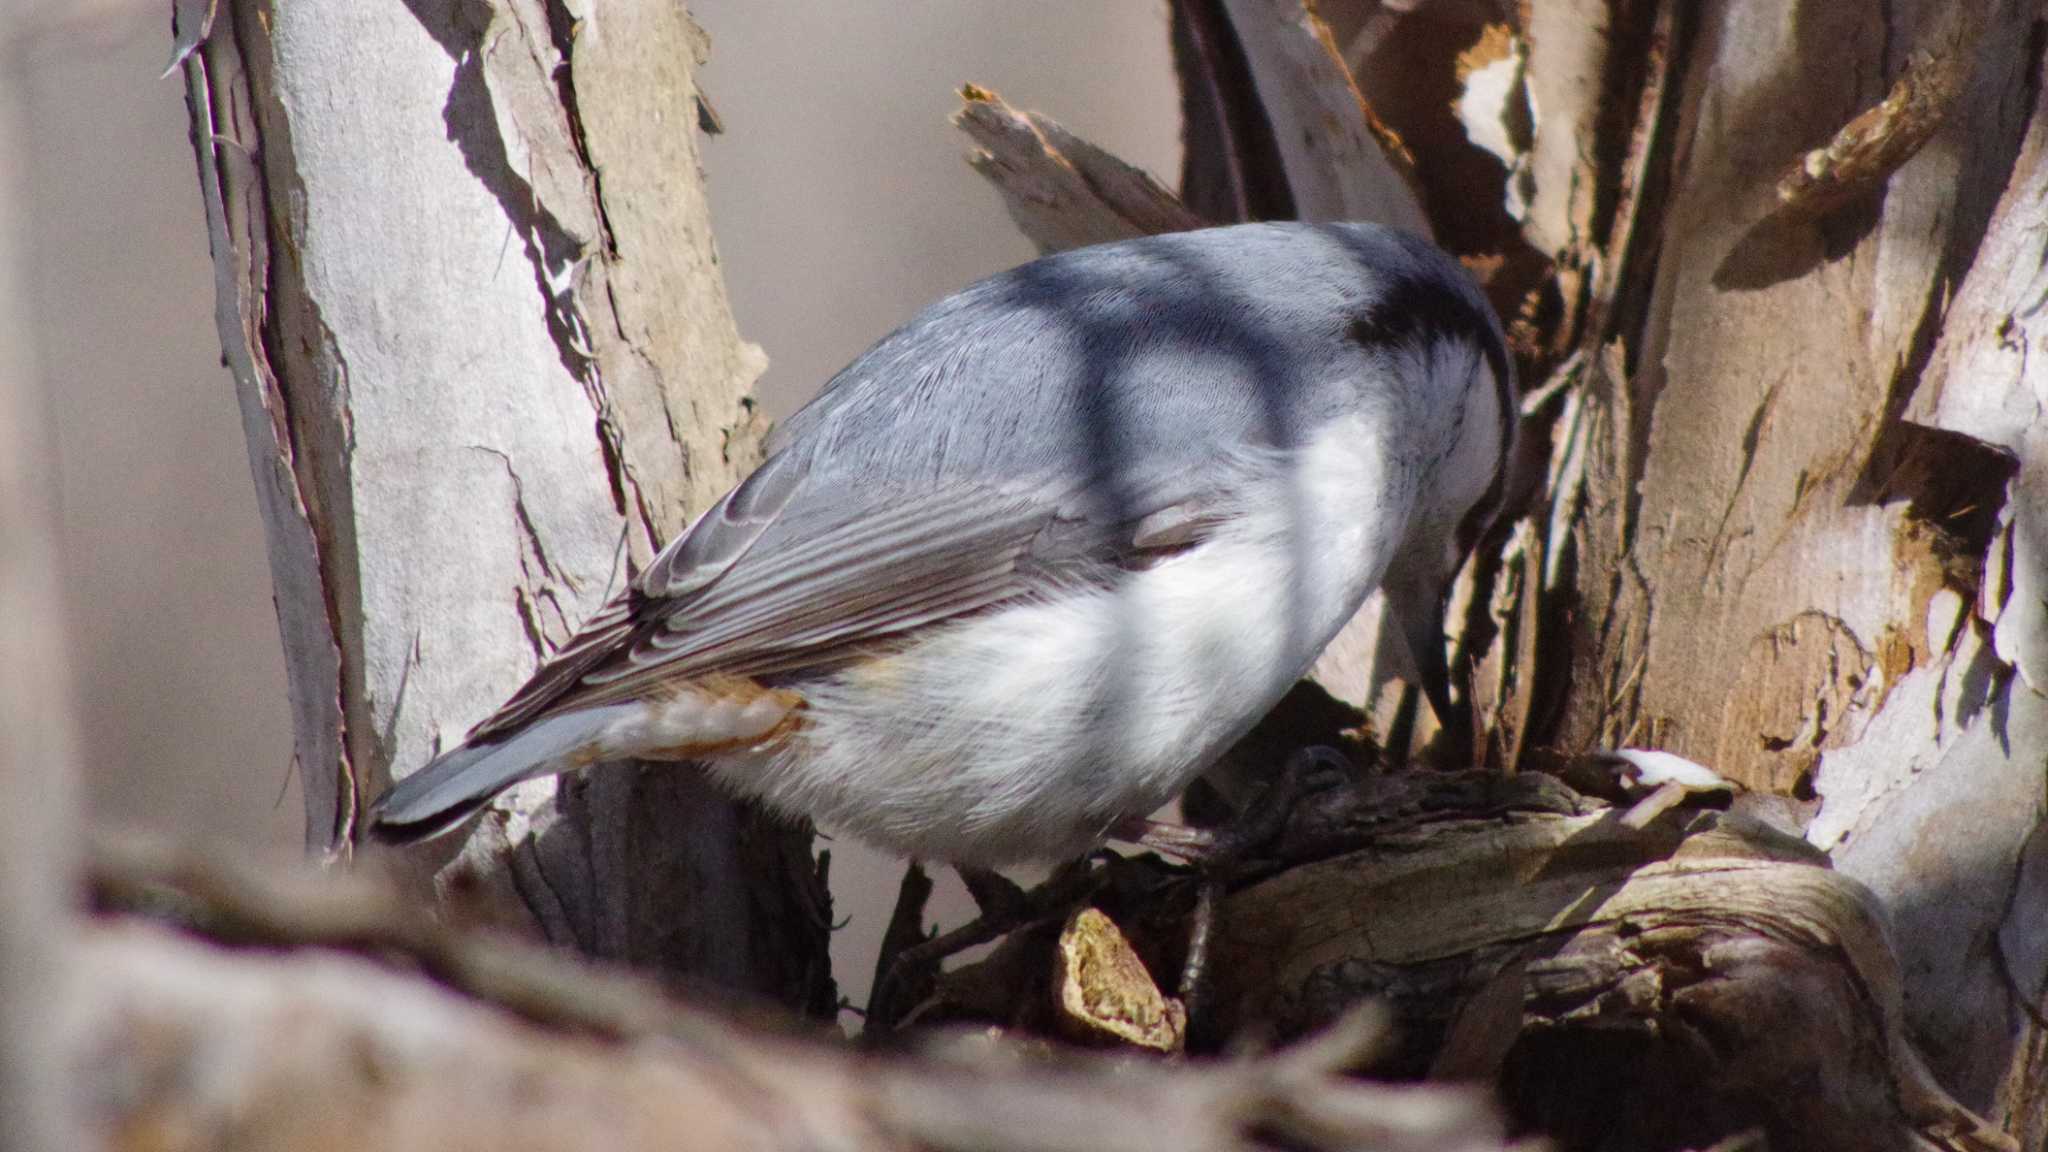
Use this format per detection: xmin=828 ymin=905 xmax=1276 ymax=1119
xmin=467 ymin=444 xmax=578 ymax=652
xmin=1701 ymin=376 xmax=1783 ymax=586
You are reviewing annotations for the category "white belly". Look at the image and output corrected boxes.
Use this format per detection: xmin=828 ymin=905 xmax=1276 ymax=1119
xmin=712 ymin=419 xmax=1414 ymax=866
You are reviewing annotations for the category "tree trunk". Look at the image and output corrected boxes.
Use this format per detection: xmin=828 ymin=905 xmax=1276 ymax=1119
xmin=1338 ymin=0 xmax=2048 ymax=1141
xmin=181 ymin=0 xmax=832 ymax=1013
xmin=1489 ymin=0 xmax=2047 ymax=1129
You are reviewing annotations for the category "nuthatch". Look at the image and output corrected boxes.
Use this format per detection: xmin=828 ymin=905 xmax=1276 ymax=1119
xmin=368 ymin=221 xmax=1515 ymax=865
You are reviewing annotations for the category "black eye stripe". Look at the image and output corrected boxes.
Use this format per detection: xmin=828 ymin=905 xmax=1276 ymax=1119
xmin=1346 ymin=266 xmax=1518 ymax=556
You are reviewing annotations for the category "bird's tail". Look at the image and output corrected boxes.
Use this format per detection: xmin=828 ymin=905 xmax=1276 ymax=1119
xmin=364 ymin=708 xmax=619 ymax=845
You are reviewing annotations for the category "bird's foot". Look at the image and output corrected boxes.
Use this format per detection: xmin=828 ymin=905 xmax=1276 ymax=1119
xmin=1112 ymin=743 xmax=1353 ymax=868
xmin=1147 ymin=746 xmax=1356 ymax=1030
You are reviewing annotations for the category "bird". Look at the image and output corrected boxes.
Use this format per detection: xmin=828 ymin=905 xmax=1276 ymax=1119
xmin=367 ymin=220 xmax=1515 ymax=867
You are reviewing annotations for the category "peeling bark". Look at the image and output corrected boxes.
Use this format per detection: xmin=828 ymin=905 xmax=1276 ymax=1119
xmin=182 ymin=0 xmax=829 ymax=1012
xmin=1494 ymin=0 xmax=2048 ymax=1129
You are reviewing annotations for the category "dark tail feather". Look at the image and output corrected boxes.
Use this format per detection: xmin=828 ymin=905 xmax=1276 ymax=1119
xmin=364 ymin=709 xmax=614 ymax=844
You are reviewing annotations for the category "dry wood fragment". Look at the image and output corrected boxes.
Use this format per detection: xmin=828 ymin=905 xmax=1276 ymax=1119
xmin=1770 ymin=1 xmax=1992 ymax=225
xmin=1053 ymin=907 xmax=1187 ymax=1053
xmin=1213 ymin=773 xmax=2013 ymax=1152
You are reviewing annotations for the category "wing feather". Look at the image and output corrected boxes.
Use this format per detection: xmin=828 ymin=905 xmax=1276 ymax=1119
xmin=465 ymin=475 xmax=1169 ymax=739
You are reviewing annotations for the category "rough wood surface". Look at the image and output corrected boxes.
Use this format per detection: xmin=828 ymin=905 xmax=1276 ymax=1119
xmin=865 ymin=766 xmax=2006 ymax=1151
xmin=69 ymin=855 xmax=1511 ymax=1152
xmin=1213 ymin=789 xmax=2009 ymax=1152
xmin=184 ymin=0 xmax=830 ymax=1012
xmin=1508 ymin=5 xmax=2048 ymax=1124
xmin=1829 ymin=32 xmax=2048 ymax=1129
xmin=1414 ymin=9 xmax=2048 ymax=1134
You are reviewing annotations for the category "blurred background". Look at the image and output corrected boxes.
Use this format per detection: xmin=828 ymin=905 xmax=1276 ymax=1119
xmin=2 ymin=0 xmax=1176 ymax=994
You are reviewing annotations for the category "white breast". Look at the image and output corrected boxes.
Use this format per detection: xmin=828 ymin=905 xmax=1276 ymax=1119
xmin=710 ymin=410 xmax=1416 ymax=866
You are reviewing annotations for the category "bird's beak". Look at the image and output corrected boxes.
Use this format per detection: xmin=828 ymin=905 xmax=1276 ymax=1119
xmin=1381 ymin=557 xmax=1455 ymax=728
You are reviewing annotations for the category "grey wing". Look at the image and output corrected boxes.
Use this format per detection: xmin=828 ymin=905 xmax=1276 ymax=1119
xmin=466 ymin=456 xmax=1243 ymax=741
xmin=468 ymin=447 xmax=810 ymax=740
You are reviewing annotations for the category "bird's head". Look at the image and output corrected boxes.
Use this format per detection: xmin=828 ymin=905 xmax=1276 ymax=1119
xmin=1369 ymin=266 xmax=1517 ymax=732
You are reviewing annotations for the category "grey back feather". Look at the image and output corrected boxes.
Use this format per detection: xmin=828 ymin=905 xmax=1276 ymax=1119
xmin=473 ymin=221 xmax=1508 ymax=741
xmin=766 ymin=220 xmax=1505 ymax=497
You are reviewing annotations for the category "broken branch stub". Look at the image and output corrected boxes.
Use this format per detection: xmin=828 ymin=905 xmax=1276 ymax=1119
xmin=954 ymin=85 xmax=1205 ymax=254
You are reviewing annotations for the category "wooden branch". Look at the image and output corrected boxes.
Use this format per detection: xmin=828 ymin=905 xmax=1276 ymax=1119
xmin=1217 ymin=0 xmax=1429 ymax=232
xmin=908 ymin=769 xmax=2011 ymax=1151
xmin=76 ymin=842 xmax=1511 ymax=1152
xmin=1768 ymin=0 xmax=1992 ymax=226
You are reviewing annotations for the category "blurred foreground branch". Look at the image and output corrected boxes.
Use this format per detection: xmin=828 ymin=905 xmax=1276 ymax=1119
xmin=80 ymin=840 xmax=1506 ymax=1152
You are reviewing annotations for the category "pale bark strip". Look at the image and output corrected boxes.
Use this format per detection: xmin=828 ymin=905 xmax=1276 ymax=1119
xmin=68 ymin=909 xmax=1510 ymax=1152
xmin=185 ymin=8 xmax=350 ymax=856
xmin=1819 ymin=36 xmax=2048 ymax=1128
xmin=0 ymin=22 xmax=82 ymax=1149
xmin=1518 ymin=0 xmax=1611 ymax=262
xmin=1573 ymin=0 xmax=2029 ymax=793
xmin=186 ymin=0 xmax=828 ymax=1009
